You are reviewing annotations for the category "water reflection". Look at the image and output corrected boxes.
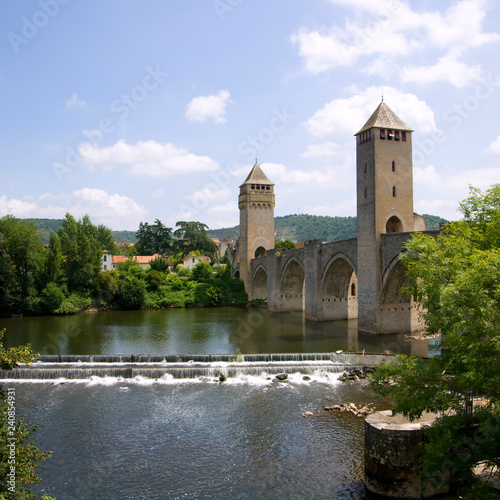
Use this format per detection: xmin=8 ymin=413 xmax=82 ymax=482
xmin=0 ymin=307 xmax=430 ymax=356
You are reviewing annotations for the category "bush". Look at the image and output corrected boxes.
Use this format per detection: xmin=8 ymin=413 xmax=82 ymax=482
xmin=146 ymin=269 xmax=165 ymax=291
xmin=191 ymin=262 xmax=213 ymax=282
xmin=54 ymin=293 xmax=91 ymax=315
xmin=117 ymin=276 xmax=146 ymax=310
xmin=41 ymin=282 xmax=65 ymax=312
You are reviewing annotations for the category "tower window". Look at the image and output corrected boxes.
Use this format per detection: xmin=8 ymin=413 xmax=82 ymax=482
xmin=368 ymin=130 xmax=371 ymax=141
xmin=364 ymin=187 xmax=367 ymax=199
xmin=380 ymin=129 xmax=386 ymax=139
xmin=402 ymin=131 xmax=406 ymax=142
xmin=266 ymin=185 xmax=270 ymax=190
xmin=388 ymin=130 xmax=394 ymax=140
xmin=392 ymin=185 xmax=397 ymax=197
xmin=395 ymin=131 xmax=400 ymax=141
xmin=351 ymin=283 xmax=356 ymax=296
xmin=392 ymin=161 xmax=395 ymax=172
xmin=251 ymin=184 xmax=255 ymax=189
xmin=256 ymin=185 xmax=260 ymax=189
xmin=364 ymin=163 xmax=367 ymax=173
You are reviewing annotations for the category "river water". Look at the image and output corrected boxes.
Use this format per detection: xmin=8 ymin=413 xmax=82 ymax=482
xmin=1 ymin=308 xmax=438 ymax=499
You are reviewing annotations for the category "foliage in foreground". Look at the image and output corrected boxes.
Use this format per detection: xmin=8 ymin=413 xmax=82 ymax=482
xmin=0 ymin=330 xmax=54 ymax=500
xmin=370 ymin=185 xmax=500 ymax=498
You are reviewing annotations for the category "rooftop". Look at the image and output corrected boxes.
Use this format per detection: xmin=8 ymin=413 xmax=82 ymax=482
xmin=356 ymin=102 xmax=413 ymax=135
xmin=240 ymin=162 xmax=274 ymax=187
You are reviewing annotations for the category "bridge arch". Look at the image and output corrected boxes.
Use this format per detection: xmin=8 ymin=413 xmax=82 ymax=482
xmin=251 ymin=265 xmax=268 ymax=300
xmin=280 ymin=257 xmax=305 ymax=312
xmin=319 ymin=254 xmax=358 ymax=320
xmin=379 ymin=254 xmax=417 ymax=333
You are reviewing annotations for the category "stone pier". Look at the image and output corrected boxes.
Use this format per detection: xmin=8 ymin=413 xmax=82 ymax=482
xmin=364 ymin=410 xmax=449 ymax=498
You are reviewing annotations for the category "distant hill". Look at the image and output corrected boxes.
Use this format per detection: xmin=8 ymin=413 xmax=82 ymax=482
xmin=207 ymin=213 xmax=447 ymax=242
xmin=25 ymin=214 xmax=447 ymax=245
xmin=24 ymin=219 xmax=137 ymax=245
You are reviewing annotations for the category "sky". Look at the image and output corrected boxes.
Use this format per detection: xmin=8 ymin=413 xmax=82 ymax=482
xmin=1 ymin=0 xmax=500 ymax=231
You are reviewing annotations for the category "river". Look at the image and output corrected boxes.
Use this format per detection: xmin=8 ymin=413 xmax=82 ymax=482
xmin=1 ymin=307 xmax=440 ymax=499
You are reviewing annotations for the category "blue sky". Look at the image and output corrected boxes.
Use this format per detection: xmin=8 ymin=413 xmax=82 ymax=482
xmin=1 ymin=0 xmax=500 ymax=231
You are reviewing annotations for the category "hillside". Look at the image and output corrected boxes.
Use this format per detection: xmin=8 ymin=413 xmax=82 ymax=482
xmin=207 ymin=213 xmax=447 ymax=242
xmin=24 ymin=219 xmax=137 ymax=245
xmin=24 ymin=214 xmax=447 ymax=245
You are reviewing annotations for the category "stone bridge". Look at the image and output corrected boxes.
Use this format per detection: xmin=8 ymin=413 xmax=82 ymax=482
xmin=233 ymin=102 xmax=442 ymax=333
xmin=247 ymin=231 xmax=439 ymax=331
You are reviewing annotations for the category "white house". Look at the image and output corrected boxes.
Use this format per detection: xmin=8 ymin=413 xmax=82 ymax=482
xmin=182 ymin=253 xmax=211 ymax=270
xmin=101 ymin=251 xmax=171 ymax=271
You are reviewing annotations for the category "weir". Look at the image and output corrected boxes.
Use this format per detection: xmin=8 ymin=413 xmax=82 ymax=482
xmin=0 ymin=352 xmax=396 ymax=381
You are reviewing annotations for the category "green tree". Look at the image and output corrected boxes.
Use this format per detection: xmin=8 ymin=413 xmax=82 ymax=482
xmin=45 ymin=232 xmax=62 ymax=285
xmin=0 ymin=329 xmax=55 ymax=499
xmin=274 ymin=238 xmax=296 ymax=251
xmin=191 ymin=262 xmax=213 ymax=283
xmin=135 ymin=220 xmax=173 ymax=255
xmin=0 ymin=216 xmax=47 ymax=314
xmin=58 ymin=214 xmax=102 ymax=293
xmin=371 ymin=185 xmax=500 ymax=497
xmin=117 ymin=276 xmax=146 ymax=310
xmin=96 ymin=225 xmax=118 ymax=253
xmin=174 ymin=221 xmax=218 ymax=260
xmin=40 ymin=283 xmax=65 ymax=312
xmin=149 ymin=256 xmax=171 ymax=273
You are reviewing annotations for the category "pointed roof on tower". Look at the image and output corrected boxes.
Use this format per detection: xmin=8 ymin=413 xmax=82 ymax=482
xmin=355 ymin=101 xmax=413 ymax=135
xmin=240 ymin=162 xmax=274 ymax=187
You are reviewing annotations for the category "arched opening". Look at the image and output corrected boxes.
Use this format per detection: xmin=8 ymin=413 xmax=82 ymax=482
xmin=380 ymin=260 xmax=415 ymax=333
xmin=251 ymin=267 xmax=267 ymax=300
xmin=233 ymin=269 xmax=240 ymax=278
xmin=254 ymin=246 xmax=267 ymax=258
xmin=320 ymin=257 xmax=358 ymax=320
xmin=280 ymin=259 xmax=305 ymax=312
xmin=386 ymin=216 xmax=403 ymax=233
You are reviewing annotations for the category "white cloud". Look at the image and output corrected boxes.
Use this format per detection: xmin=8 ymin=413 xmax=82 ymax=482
xmin=0 ymin=189 xmax=148 ymax=230
xmin=65 ymin=92 xmax=86 ymax=109
xmin=401 ymin=52 xmax=483 ymax=88
xmin=306 ymin=86 xmax=437 ymax=138
xmin=302 ymin=142 xmax=340 ymax=158
xmin=208 ymin=202 xmax=238 ymax=214
xmin=185 ymin=186 xmax=232 ymax=205
xmin=413 ymin=165 xmax=500 ymax=219
xmin=292 ymin=0 xmax=499 ymax=86
xmin=260 ymin=162 xmax=353 ymax=189
xmin=413 ymin=165 xmax=441 ymax=188
xmin=484 ymin=135 xmax=500 ymax=154
xmin=79 ymin=139 xmax=220 ymax=177
xmin=185 ymin=90 xmax=232 ymax=124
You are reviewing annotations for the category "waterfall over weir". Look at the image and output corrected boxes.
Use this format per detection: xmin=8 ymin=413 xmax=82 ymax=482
xmin=0 ymin=352 xmax=395 ymax=382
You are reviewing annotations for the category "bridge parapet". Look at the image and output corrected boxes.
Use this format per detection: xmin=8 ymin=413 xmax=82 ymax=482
xmin=381 ymin=230 xmax=440 ymax=276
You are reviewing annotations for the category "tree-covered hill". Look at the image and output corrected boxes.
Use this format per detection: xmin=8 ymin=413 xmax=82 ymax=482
xmin=207 ymin=213 xmax=447 ymax=242
xmin=25 ymin=213 xmax=447 ymax=245
xmin=25 ymin=219 xmax=137 ymax=244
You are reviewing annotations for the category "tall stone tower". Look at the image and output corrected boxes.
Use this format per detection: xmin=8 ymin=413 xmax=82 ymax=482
xmin=355 ymin=101 xmax=425 ymax=332
xmin=238 ymin=162 xmax=275 ymax=296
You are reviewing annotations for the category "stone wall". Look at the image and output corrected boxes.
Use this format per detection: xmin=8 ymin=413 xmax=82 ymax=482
xmin=364 ymin=410 xmax=449 ymax=498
